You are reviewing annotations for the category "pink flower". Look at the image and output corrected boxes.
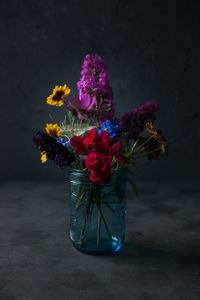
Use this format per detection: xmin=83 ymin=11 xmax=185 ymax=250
xmin=68 ymin=94 xmax=96 ymax=119
xmin=111 ymin=142 xmax=128 ymax=164
xmin=85 ymin=152 xmax=113 ymax=184
xmin=85 ymin=152 xmax=98 ymax=169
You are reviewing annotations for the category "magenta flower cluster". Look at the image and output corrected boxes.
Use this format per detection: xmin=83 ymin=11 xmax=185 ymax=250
xmin=77 ymin=54 xmax=115 ymax=122
xmin=120 ymin=101 xmax=159 ymax=140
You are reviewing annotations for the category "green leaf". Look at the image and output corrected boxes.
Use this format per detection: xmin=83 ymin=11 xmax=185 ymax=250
xmin=124 ymin=151 xmax=132 ymax=158
xmin=130 ymin=140 xmax=138 ymax=154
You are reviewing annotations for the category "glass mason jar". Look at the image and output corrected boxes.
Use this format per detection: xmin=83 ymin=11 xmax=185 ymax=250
xmin=69 ymin=167 xmax=127 ymax=254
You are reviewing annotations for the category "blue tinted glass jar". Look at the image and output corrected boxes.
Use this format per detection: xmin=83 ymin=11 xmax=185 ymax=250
xmin=69 ymin=167 xmax=127 ymax=254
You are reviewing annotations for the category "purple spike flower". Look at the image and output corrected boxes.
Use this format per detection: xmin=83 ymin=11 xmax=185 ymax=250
xmin=77 ymin=54 xmax=115 ymax=122
xmin=120 ymin=101 xmax=159 ymax=140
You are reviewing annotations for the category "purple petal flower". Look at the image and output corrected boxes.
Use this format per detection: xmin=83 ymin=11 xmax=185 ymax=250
xmin=32 ymin=131 xmax=74 ymax=168
xmin=68 ymin=94 xmax=96 ymax=119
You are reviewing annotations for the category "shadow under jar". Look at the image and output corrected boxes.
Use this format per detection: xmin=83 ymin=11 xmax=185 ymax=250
xmin=69 ymin=167 xmax=127 ymax=255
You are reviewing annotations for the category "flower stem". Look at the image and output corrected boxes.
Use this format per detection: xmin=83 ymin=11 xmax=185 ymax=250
xmin=134 ymin=146 xmax=162 ymax=160
xmin=79 ymin=185 xmax=94 ymax=248
xmin=137 ymin=135 xmax=154 ymax=148
xmin=105 ymin=203 xmax=115 ymax=213
xmin=97 ymin=213 xmax=102 ymax=247
xmin=96 ymin=203 xmax=112 ymax=241
xmin=79 ymin=218 xmax=87 ymax=248
xmin=79 ymin=119 xmax=83 ymax=134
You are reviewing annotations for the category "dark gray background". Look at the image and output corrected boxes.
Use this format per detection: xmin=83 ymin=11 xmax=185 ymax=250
xmin=1 ymin=0 xmax=199 ymax=181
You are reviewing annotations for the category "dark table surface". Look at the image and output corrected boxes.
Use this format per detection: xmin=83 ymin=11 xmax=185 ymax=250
xmin=0 ymin=180 xmax=200 ymax=300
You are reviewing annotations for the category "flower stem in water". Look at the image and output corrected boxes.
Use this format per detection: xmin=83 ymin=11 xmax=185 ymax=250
xmin=97 ymin=213 xmax=102 ymax=247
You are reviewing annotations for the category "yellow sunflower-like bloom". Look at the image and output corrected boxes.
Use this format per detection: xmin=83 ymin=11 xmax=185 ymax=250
xmin=41 ymin=151 xmax=47 ymax=163
xmin=45 ymin=123 xmax=60 ymax=137
xmin=46 ymin=84 xmax=71 ymax=107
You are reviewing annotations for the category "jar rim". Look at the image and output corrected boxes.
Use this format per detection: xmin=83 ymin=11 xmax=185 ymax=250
xmin=69 ymin=166 xmax=127 ymax=175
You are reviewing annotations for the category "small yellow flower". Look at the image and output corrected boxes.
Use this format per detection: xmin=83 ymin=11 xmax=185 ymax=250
xmin=47 ymin=84 xmax=71 ymax=107
xmin=41 ymin=151 xmax=47 ymax=163
xmin=45 ymin=123 xmax=60 ymax=137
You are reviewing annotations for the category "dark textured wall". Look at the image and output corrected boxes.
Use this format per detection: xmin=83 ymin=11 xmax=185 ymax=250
xmin=1 ymin=0 xmax=199 ymax=181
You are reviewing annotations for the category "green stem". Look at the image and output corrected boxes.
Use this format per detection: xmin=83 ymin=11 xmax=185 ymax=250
xmin=75 ymin=155 xmax=82 ymax=169
xmin=49 ymin=113 xmax=55 ymax=122
xmin=80 ymin=218 xmax=87 ymax=248
xmin=134 ymin=147 xmax=162 ymax=160
xmin=71 ymin=117 xmax=75 ymax=136
xmin=75 ymin=193 xmax=87 ymax=210
xmin=103 ymin=201 xmax=122 ymax=204
xmin=130 ymin=139 xmax=138 ymax=154
xmin=137 ymin=135 xmax=154 ymax=149
xmin=79 ymin=186 xmax=94 ymax=248
xmin=105 ymin=203 xmax=115 ymax=213
xmin=97 ymin=213 xmax=102 ymax=247
xmin=100 ymin=189 xmax=116 ymax=199
xmin=96 ymin=203 xmax=112 ymax=241
xmin=61 ymin=134 xmax=70 ymax=139
xmin=79 ymin=119 xmax=83 ymax=134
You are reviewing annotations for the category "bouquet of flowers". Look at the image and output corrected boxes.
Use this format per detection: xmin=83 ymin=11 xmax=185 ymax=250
xmin=33 ymin=54 xmax=167 ymax=252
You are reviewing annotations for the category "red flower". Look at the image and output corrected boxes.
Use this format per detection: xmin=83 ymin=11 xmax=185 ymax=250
xmin=111 ymin=141 xmax=121 ymax=153
xmin=99 ymin=130 xmax=111 ymax=144
xmin=91 ymin=130 xmax=114 ymax=154
xmin=70 ymin=136 xmax=87 ymax=155
xmin=72 ymin=129 xmax=127 ymax=184
xmin=71 ymin=129 xmax=97 ymax=155
xmin=90 ymin=168 xmax=111 ymax=184
xmin=85 ymin=152 xmax=98 ymax=169
xmin=111 ymin=142 xmax=127 ymax=164
xmin=85 ymin=152 xmax=112 ymax=184
xmin=91 ymin=141 xmax=109 ymax=154
xmin=83 ymin=129 xmax=97 ymax=148
xmin=116 ymin=154 xmax=127 ymax=164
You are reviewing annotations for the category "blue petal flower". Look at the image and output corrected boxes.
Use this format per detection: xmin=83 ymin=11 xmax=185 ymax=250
xmin=96 ymin=129 xmax=101 ymax=136
xmin=56 ymin=137 xmax=71 ymax=147
xmin=99 ymin=120 xmax=120 ymax=138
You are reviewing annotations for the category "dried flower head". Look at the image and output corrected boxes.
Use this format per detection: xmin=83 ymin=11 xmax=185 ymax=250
xmin=146 ymin=122 xmax=168 ymax=153
xmin=138 ymin=122 xmax=168 ymax=161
